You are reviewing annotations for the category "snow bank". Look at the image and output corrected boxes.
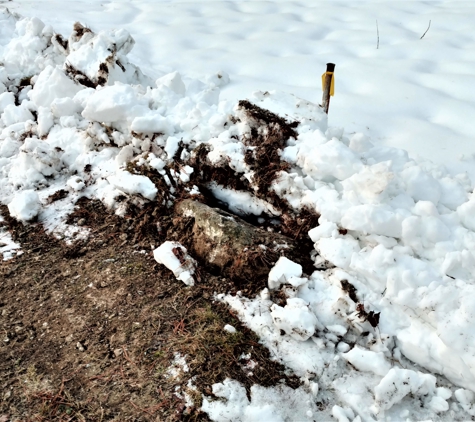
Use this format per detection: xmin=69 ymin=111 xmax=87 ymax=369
xmin=0 ymin=9 xmax=230 ymax=239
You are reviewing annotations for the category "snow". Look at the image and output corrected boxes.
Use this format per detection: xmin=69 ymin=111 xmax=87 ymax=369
xmin=373 ymin=368 xmax=437 ymax=414
xmin=7 ymin=189 xmax=40 ymax=222
xmin=2 ymin=1 xmax=475 ymax=420
xmin=270 ymin=298 xmax=318 ymax=342
xmin=153 ymin=241 xmax=196 ymax=286
xmin=107 ymin=171 xmax=157 ymax=201
xmin=29 ymin=65 xmax=81 ymax=108
xmin=166 ymin=352 xmax=190 ymax=380
xmin=223 ymin=324 xmax=237 ymax=334
xmin=342 ymin=346 xmax=391 ymax=377
xmin=268 ymin=256 xmax=302 ymax=290
xmin=202 ymin=378 xmax=319 ymax=422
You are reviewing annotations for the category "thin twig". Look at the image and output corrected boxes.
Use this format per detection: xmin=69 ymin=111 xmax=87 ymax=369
xmin=420 ymin=20 xmax=431 ymax=39
xmin=376 ymin=20 xmax=379 ymax=49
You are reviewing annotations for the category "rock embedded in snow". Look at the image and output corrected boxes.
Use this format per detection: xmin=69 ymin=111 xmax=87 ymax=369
xmin=175 ymin=199 xmax=310 ymax=285
xmin=2 ymin=9 xmax=475 ymax=420
xmin=7 ymin=190 xmax=41 ymax=222
xmin=153 ymin=241 xmax=196 ymax=286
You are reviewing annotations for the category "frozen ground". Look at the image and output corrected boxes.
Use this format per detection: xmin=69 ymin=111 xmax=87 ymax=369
xmin=2 ymin=1 xmax=475 ymax=421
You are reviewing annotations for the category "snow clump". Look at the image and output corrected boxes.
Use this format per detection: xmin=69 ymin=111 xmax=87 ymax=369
xmin=153 ymin=241 xmax=197 ymax=286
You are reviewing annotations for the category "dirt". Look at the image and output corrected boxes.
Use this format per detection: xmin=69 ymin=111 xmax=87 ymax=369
xmin=0 ymin=98 xmax=324 ymax=421
xmin=0 ymin=199 xmax=302 ymax=421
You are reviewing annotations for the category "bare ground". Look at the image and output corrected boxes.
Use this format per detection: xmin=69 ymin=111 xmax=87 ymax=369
xmin=0 ymin=199 xmax=301 ymax=421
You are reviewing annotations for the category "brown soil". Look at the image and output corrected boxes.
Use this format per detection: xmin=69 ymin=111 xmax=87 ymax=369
xmin=0 ymin=199 xmax=301 ymax=421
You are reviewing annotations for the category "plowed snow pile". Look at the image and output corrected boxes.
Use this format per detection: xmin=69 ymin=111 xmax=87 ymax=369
xmin=3 ymin=8 xmax=475 ymax=421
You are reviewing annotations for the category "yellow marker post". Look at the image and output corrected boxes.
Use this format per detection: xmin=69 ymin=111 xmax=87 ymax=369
xmin=321 ymin=63 xmax=335 ymax=114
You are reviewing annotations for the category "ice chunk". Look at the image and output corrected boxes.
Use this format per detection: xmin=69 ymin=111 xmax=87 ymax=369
xmin=298 ymin=139 xmax=363 ymax=182
xmin=332 ymin=405 xmax=355 ymax=422
xmin=308 ymin=221 xmax=338 ymax=242
xmin=1 ymin=104 xmax=34 ymax=126
xmin=374 ymin=368 xmax=436 ymax=412
xmin=458 ymin=199 xmax=475 ymax=231
xmin=455 ymin=388 xmax=475 ymax=416
xmin=439 ymin=177 xmax=467 ymax=210
xmin=224 ymin=324 xmax=237 ymax=333
xmin=428 ymin=396 xmax=449 ymax=413
xmin=28 ymin=65 xmax=82 ymax=108
xmin=8 ymin=190 xmax=41 ymax=222
xmin=268 ymin=256 xmax=302 ymax=290
xmin=401 ymin=166 xmax=441 ymax=204
xmin=341 ymin=204 xmax=404 ymax=238
xmin=153 ymin=241 xmax=196 ymax=286
xmin=82 ymin=84 xmax=148 ymax=124
xmin=270 ymin=298 xmax=317 ymax=341
xmin=206 ymin=70 xmax=230 ymax=88
xmin=0 ymin=91 xmax=15 ymax=113
xmin=37 ymin=106 xmax=54 ymax=137
xmin=67 ymin=176 xmax=85 ymax=191
xmin=67 ymin=28 xmax=138 ymax=84
xmin=157 ymin=71 xmax=186 ymax=96
xmin=107 ymin=171 xmax=157 ymax=200
xmin=209 ymin=183 xmax=280 ymax=217
xmin=315 ymin=236 xmax=360 ymax=269
xmin=51 ymin=97 xmax=81 ymax=118
xmin=130 ymin=112 xmax=173 ymax=135
xmin=342 ymin=346 xmax=391 ymax=376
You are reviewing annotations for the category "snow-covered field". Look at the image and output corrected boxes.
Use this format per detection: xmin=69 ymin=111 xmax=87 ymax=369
xmin=2 ymin=0 xmax=475 ymax=420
